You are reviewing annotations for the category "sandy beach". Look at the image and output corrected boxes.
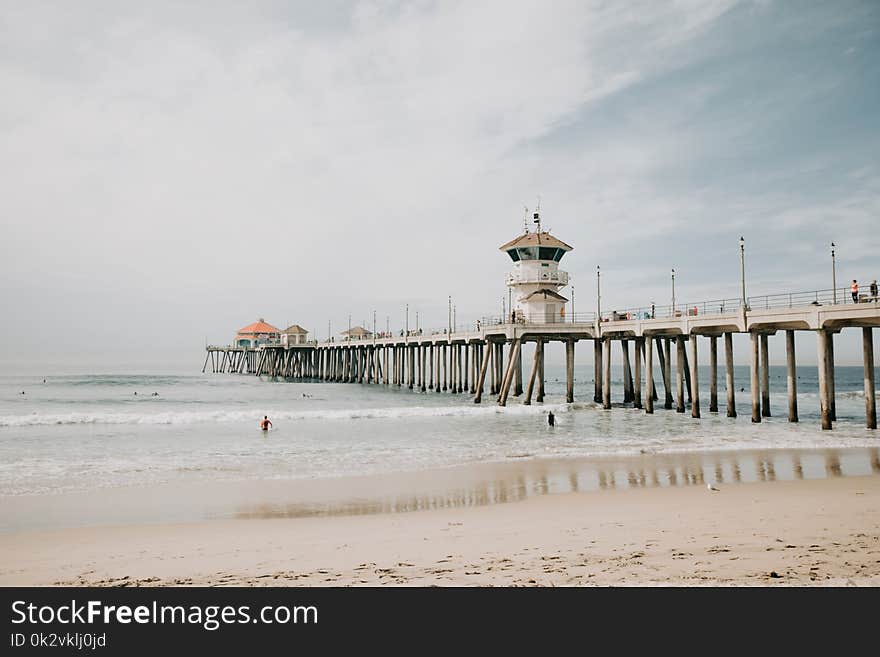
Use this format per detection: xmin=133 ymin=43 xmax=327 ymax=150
xmin=2 ymin=464 xmax=878 ymax=587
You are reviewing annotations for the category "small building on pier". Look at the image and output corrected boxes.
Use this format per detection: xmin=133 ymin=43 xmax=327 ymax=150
xmin=500 ymin=211 xmax=573 ymax=323
xmin=234 ymin=319 xmax=280 ymax=348
xmin=341 ymin=326 xmax=372 ymax=341
xmin=281 ymin=324 xmax=310 ymax=346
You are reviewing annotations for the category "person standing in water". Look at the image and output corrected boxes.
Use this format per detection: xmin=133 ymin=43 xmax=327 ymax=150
xmin=260 ymin=416 xmax=272 ymax=431
xmin=547 ymin=411 xmax=555 ymax=427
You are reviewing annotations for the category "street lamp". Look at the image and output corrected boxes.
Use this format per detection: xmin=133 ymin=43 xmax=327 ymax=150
xmin=416 ymin=311 xmax=419 ymax=333
xmin=671 ymin=269 xmax=676 ymax=315
xmin=373 ymin=310 xmax=376 ymax=338
xmin=571 ymin=284 xmax=575 ymax=323
xmin=501 ymin=296 xmax=506 ymax=324
xmin=508 ymin=287 xmax=512 ymax=323
xmin=831 ymin=242 xmax=837 ymax=304
xmin=453 ymin=305 xmax=456 ymax=331
xmin=405 ymin=303 xmax=409 ymax=336
xmin=740 ymin=236 xmax=747 ymax=310
xmin=596 ymin=265 xmax=601 ymax=324
xmin=348 ymin=314 xmax=351 ymax=341
xmin=448 ymin=296 xmax=452 ymax=333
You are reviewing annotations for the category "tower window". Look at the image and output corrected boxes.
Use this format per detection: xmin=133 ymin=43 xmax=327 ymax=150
xmin=507 ymin=249 xmax=520 ymax=262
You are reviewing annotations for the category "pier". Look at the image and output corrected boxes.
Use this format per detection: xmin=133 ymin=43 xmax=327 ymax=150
xmin=204 ymin=215 xmax=879 ymax=431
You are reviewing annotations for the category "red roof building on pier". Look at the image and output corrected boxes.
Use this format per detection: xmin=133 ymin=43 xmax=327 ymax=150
xmin=234 ymin=319 xmax=280 ymax=348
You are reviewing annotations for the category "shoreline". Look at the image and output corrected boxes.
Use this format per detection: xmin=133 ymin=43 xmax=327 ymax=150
xmin=1 ymin=474 xmax=878 ymax=586
xmin=1 ymin=445 xmax=878 ymax=534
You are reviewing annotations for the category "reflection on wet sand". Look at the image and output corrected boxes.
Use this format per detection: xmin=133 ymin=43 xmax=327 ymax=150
xmin=235 ymin=447 xmax=880 ymax=521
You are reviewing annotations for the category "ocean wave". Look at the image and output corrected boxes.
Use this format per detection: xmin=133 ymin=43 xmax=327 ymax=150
xmin=0 ymin=401 xmax=582 ymax=428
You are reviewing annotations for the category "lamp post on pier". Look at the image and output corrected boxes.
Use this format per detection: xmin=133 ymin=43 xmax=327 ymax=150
xmin=831 ymin=242 xmax=837 ymax=304
xmin=596 ymin=266 xmax=601 ymax=323
xmin=740 ymin=237 xmax=748 ymax=310
xmin=571 ymin=284 xmax=575 ymax=323
xmin=405 ymin=303 xmax=409 ymax=336
xmin=448 ymin=296 xmax=452 ymax=333
xmin=671 ymin=269 xmax=676 ymax=315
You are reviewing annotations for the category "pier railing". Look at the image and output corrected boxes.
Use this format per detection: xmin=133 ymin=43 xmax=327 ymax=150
xmin=207 ymin=287 xmax=878 ymax=349
xmin=601 ymin=286 xmax=877 ymax=323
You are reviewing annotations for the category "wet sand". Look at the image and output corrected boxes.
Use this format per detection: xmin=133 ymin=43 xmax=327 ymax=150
xmin=1 ymin=449 xmax=879 ymax=586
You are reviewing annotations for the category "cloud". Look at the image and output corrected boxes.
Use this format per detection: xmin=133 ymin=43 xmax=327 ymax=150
xmin=1 ymin=0 xmax=877 ymax=366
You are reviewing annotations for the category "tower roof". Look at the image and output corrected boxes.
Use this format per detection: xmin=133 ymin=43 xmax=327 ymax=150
xmin=282 ymin=324 xmax=309 ymax=334
xmin=237 ymin=319 xmax=280 ymax=334
xmin=499 ymin=231 xmax=573 ymax=252
xmin=523 ymin=288 xmax=569 ymax=302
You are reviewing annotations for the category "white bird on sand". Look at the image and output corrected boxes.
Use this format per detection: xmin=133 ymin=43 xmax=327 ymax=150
xmin=707 ymin=482 xmax=720 ymax=492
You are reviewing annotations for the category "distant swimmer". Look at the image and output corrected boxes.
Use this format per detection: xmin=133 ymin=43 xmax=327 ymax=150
xmin=151 ymin=392 xmax=159 ymax=397
xmin=547 ymin=411 xmax=555 ymax=427
xmin=133 ymin=391 xmax=137 ymax=396
xmin=20 ymin=391 xmax=25 ymax=395
xmin=260 ymin=416 xmax=273 ymax=431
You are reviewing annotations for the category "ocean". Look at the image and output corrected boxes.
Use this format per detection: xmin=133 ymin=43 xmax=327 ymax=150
xmin=1 ymin=364 xmax=877 ymax=501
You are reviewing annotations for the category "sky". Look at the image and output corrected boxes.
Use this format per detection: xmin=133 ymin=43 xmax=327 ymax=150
xmin=1 ymin=0 xmax=878 ymax=371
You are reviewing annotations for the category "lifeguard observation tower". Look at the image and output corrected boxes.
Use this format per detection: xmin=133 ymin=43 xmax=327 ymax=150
xmin=499 ymin=209 xmax=573 ymax=324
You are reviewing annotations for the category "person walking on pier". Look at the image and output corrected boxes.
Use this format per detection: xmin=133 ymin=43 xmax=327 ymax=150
xmin=851 ymin=280 xmax=859 ymax=303
xmin=260 ymin=416 xmax=272 ymax=431
xmin=870 ymin=279 xmax=878 ymax=301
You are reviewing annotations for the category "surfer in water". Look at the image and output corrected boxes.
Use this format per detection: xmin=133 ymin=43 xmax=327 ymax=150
xmin=260 ymin=416 xmax=273 ymax=431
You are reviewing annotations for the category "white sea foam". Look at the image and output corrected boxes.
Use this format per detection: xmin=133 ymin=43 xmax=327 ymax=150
xmin=0 ymin=401 xmax=581 ymax=427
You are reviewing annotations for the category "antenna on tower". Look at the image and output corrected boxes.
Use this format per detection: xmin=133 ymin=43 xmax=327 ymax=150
xmin=533 ymin=196 xmax=541 ymax=232
xmin=523 ymin=206 xmax=530 ymax=233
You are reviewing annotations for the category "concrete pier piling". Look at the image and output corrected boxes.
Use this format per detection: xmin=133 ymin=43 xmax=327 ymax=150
xmin=622 ymin=340 xmax=633 ymax=403
xmin=523 ymin=341 xmax=540 ymax=406
xmin=645 ymin=336 xmax=654 ymax=414
xmin=864 ymin=328 xmax=876 ymax=430
xmin=690 ymin=334 xmax=700 ymax=419
xmin=760 ymin=334 xmax=771 ymax=417
xmin=786 ymin=330 xmax=798 ymax=422
xmin=514 ymin=345 xmax=523 ymax=397
xmin=725 ymin=332 xmax=736 ymax=418
xmin=421 ymin=345 xmax=427 ymax=392
xmin=536 ymin=339 xmax=545 ymax=403
xmin=663 ymin=338 xmax=673 ymax=410
xmin=827 ymin=332 xmax=836 ymax=421
xmin=634 ymin=337 xmax=643 ymax=409
xmin=565 ymin=340 xmax=575 ymax=403
xmin=682 ymin=339 xmax=693 ymax=404
xmin=817 ymin=330 xmax=832 ymax=430
xmin=675 ymin=336 xmax=686 ymax=413
xmin=750 ymin=332 xmax=761 ymax=423
xmin=709 ymin=336 xmax=718 ymax=413
xmin=603 ymin=337 xmax=612 ymax=410
xmin=594 ymin=340 xmax=602 ymax=403
xmin=498 ymin=339 xmax=521 ymax=407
